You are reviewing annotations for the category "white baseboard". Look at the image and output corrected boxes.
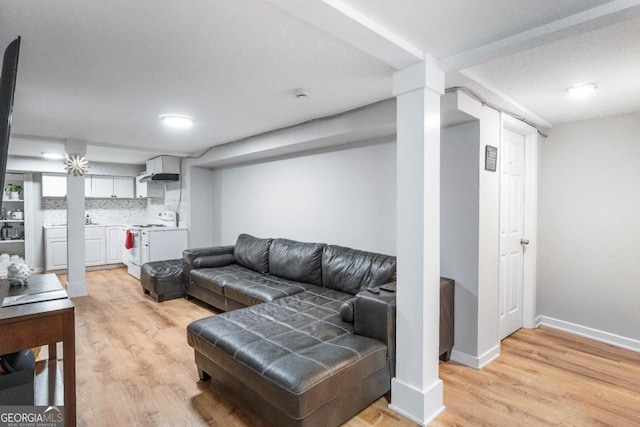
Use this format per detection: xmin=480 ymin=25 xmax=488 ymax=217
xmin=539 ymin=316 xmax=640 ymax=353
xmin=389 ymin=378 xmax=445 ymax=426
xmin=534 ymin=315 xmax=543 ymax=328
xmin=450 ymin=343 xmax=500 ymax=369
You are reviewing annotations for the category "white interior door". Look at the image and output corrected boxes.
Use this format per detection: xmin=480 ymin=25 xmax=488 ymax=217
xmin=499 ymin=129 xmax=526 ymax=339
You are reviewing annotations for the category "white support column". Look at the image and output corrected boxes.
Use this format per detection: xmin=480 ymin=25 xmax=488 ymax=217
xmin=389 ymin=59 xmax=444 ymax=425
xmin=65 ymin=140 xmax=87 ymax=297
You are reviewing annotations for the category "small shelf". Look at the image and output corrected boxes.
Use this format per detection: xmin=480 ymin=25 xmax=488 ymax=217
xmin=0 ymin=239 xmax=24 ymax=244
xmin=2 ymin=198 xmax=23 ymax=202
xmin=0 ymin=219 xmax=24 ymax=223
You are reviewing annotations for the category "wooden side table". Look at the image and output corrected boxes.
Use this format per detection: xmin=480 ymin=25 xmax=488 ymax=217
xmin=0 ymin=274 xmax=76 ymax=427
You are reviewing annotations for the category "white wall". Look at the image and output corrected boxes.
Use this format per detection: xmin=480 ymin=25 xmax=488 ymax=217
xmin=210 ymin=140 xmax=396 ymax=254
xmin=538 ymin=113 xmax=640 ymax=347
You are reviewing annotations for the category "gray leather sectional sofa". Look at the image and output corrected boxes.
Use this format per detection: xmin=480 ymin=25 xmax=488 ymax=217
xmin=184 ymin=234 xmax=454 ymax=427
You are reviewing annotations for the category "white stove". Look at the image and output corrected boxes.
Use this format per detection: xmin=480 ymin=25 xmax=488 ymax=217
xmin=125 ymin=224 xmax=188 ymax=279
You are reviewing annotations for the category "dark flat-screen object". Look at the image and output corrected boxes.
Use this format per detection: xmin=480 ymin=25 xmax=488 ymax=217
xmin=0 ymin=36 xmax=21 ymax=212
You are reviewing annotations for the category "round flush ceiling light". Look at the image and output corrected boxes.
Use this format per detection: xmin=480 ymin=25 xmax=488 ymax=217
xmin=565 ymin=83 xmax=598 ymax=98
xmin=41 ymin=152 xmax=65 ymax=160
xmin=159 ymin=114 xmax=194 ymax=128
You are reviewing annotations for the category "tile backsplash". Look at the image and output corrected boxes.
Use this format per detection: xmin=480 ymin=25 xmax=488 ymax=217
xmin=42 ymin=198 xmax=172 ymax=226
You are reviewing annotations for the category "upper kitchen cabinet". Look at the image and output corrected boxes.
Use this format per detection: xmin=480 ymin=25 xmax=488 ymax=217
xmin=88 ymin=175 xmax=134 ymax=198
xmin=146 ymin=156 xmax=180 ymax=175
xmin=43 ymin=174 xmax=136 ymax=198
xmin=113 ymin=176 xmax=135 ymax=198
xmin=42 ymin=173 xmax=67 ymax=197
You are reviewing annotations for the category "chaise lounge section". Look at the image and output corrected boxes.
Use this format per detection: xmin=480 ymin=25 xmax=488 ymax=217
xmin=185 ymin=234 xmax=453 ymax=426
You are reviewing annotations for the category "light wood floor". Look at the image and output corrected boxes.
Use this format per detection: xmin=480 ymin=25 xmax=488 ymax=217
xmin=57 ymin=269 xmax=640 ymax=426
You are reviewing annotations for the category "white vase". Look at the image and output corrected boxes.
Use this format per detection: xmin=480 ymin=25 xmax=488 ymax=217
xmin=9 ymin=191 xmax=19 ymax=200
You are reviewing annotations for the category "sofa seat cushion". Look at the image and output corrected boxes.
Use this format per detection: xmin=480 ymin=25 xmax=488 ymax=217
xmin=187 ymin=288 xmax=389 ymax=419
xmin=190 ymin=264 xmax=316 ymax=303
xmin=224 ymin=274 xmax=318 ymax=307
xmin=190 ymin=265 xmax=244 ymax=296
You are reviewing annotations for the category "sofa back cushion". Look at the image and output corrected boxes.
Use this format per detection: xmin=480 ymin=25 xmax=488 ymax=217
xmin=322 ymin=245 xmax=396 ymax=294
xmin=234 ymin=234 xmax=272 ymax=274
xmin=268 ymin=239 xmax=325 ymax=286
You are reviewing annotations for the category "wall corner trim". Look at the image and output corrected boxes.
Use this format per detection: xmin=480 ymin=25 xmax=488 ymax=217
xmin=450 ymin=344 xmax=501 ymax=370
xmin=389 ymin=378 xmax=445 ymax=426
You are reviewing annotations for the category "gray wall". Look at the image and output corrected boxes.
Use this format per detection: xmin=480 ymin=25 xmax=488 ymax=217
xmin=538 ymin=112 xmax=640 ymax=343
xmin=209 ymin=140 xmax=397 ymax=254
xmin=441 ymin=121 xmax=480 ymax=357
xmin=188 ymin=166 xmax=217 ymax=248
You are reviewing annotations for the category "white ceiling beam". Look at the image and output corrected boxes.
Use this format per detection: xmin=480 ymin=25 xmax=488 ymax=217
xmin=440 ymin=0 xmax=640 ymax=71
xmin=265 ymin=0 xmax=424 ymax=69
xmin=458 ymin=70 xmax=553 ymax=128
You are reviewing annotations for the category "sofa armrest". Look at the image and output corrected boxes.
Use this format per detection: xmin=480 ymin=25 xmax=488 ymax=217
xmin=439 ymin=277 xmax=455 ymax=361
xmin=339 ymin=298 xmax=356 ymax=323
xmin=182 ymin=246 xmax=235 ymax=293
xmin=183 ymin=246 xmax=235 ymax=267
xmin=353 ymin=284 xmax=396 ymax=376
xmin=192 ymin=254 xmax=235 ymax=269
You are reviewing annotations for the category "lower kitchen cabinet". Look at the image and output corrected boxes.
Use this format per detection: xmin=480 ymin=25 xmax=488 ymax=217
xmin=106 ymin=226 xmax=123 ymax=264
xmin=86 ymin=232 xmax=106 ymax=265
xmin=46 ymin=237 xmax=68 ymax=271
xmin=44 ymin=225 xmax=114 ymax=271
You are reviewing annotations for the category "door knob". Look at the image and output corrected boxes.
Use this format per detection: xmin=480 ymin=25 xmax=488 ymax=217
xmin=521 ymin=239 xmax=530 ymax=245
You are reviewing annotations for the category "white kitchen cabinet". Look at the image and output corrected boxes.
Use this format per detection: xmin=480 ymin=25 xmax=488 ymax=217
xmin=84 ymin=176 xmax=92 ymax=197
xmin=85 ymin=228 xmax=106 ymax=266
xmin=86 ymin=175 xmax=135 ymax=198
xmin=90 ymin=176 xmax=114 ymax=198
xmin=42 ymin=174 xmax=67 ymax=197
xmin=44 ymin=174 xmax=135 ymax=199
xmin=146 ymin=156 xmax=180 ymax=175
xmin=46 ymin=237 xmax=68 ymax=271
xmin=135 ymin=175 xmax=164 ymax=198
xmin=106 ymin=226 xmax=123 ymax=264
xmin=44 ymin=225 xmax=114 ymax=271
xmin=114 ymin=177 xmax=135 ymax=198
xmin=44 ymin=227 xmax=67 ymax=271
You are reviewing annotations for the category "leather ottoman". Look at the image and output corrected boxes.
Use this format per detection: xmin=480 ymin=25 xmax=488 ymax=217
xmin=141 ymin=259 xmax=184 ymax=302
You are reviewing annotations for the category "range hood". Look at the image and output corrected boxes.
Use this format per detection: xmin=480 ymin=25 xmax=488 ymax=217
xmin=139 ymin=173 xmax=179 ymax=183
xmin=140 ymin=155 xmax=180 ymax=182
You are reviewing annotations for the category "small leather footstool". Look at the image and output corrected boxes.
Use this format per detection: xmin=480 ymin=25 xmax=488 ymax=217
xmin=140 ymin=259 xmax=185 ymax=302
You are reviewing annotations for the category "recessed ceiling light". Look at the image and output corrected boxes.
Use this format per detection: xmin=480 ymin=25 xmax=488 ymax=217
xmin=565 ymin=83 xmax=598 ymax=98
xmin=159 ymin=114 xmax=194 ymax=128
xmin=42 ymin=152 xmax=65 ymax=159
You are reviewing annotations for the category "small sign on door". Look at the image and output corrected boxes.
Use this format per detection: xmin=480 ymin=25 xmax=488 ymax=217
xmin=485 ymin=145 xmax=498 ymax=172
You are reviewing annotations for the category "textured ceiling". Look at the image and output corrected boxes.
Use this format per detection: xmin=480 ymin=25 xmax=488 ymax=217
xmin=1 ymin=0 xmax=638 ymax=164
